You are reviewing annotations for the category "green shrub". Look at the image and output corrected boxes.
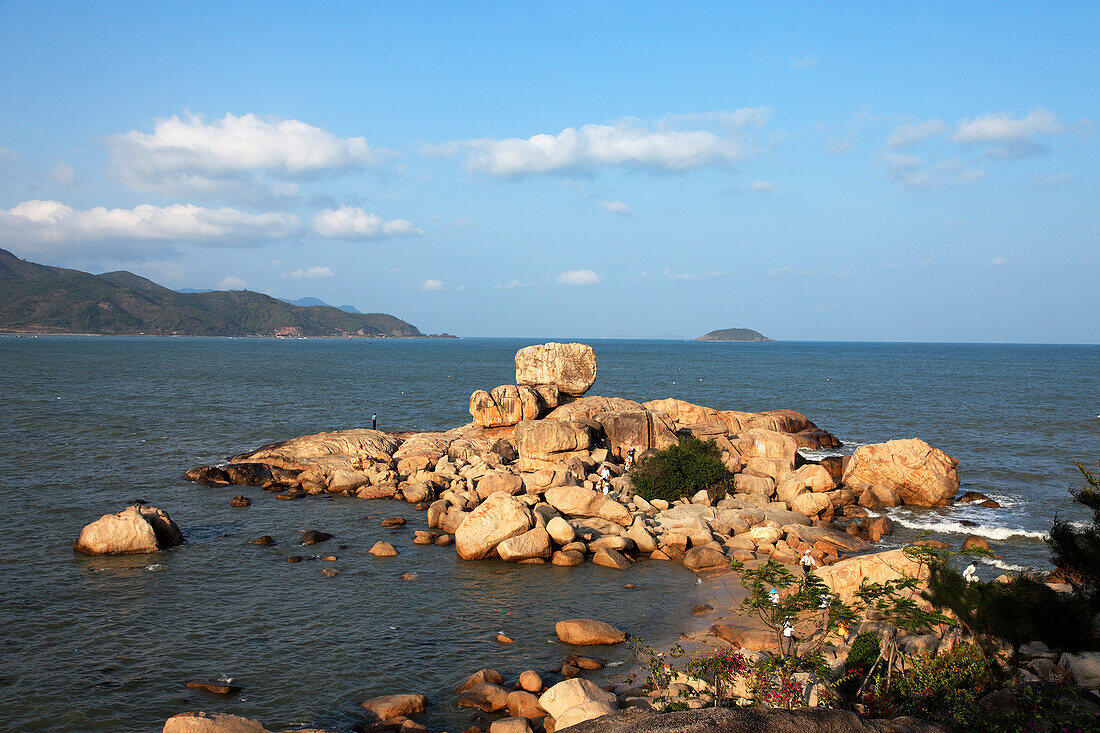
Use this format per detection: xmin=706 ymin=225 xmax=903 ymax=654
xmin=630 ymin=435 xmax=732 ymax=503
xmin=895 ymin=643 xmax=991 ymax=730
xmin=839 ymin=632 xmax=880 ymax=699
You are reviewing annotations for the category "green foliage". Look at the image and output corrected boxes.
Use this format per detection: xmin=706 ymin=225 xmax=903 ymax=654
xmin=839 ymin=632 xmax=881 ymax=699
xmin=629 ymin=436 xmax=732 ymax=503
xmin=1049 ymin=462 xmax=1100 ymax=611
xmin=894 ymin=644 xmax=992 ymax=730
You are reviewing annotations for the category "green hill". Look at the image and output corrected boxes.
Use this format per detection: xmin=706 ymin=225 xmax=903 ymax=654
xmin=0 ymin=248 xmax=424 ymax=337
xmin=694 ymin=327 xmax=773 ymax=342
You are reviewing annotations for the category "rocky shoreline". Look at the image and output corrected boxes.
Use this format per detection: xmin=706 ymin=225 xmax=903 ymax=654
xmin=74 ymin=341 xmax=1059 ymax=732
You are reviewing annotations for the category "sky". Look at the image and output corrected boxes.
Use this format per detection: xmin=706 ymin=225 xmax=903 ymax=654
xmin=0 ymin=2 xmax=1097 ymax=342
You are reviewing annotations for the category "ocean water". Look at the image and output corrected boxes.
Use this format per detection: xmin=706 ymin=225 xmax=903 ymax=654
xmin=1 ymin=336 xmax=1098 ymax=732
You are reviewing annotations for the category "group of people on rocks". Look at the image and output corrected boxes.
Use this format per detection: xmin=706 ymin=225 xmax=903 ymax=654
xmin=600 ymin=445 xmax=636 ymax=494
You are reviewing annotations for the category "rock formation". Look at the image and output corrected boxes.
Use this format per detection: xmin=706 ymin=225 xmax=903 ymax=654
xmin=843 ymin=438 xmax=960 ymax=507
xmin=74 ymin=505 xmax=183 ymax=555
xmin=515 ymin=342 xmax=597 ymax=396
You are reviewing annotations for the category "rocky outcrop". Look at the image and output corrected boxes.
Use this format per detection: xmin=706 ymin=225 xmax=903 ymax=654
xmin=74 ymin=505 xmax=183 ymax=555
xmin=231 ymin=429 xmax=400 ymax=472
xmin=558 ymin=707 xmax=947 ymax=733
xmin=515 ymin=342 xmax=597 ymax=396
xmin=515 ymin=419 xmax=596 ymax=471
xmin=538 ymin=678 xmax=618 ymax=720
xmin=593 ymin=410 xmax=678 ymax=454
xmin=734 ymin=429 xmax=798 ymax=482
xmin=455 ymin=493 xmax=533 ymax=560
xmin=815 ymin=548 xmax=927 ymax=601
xmin=470 ymin=385 xmax=548 ymax=428
xmin=843 ymin=439 xmax=959 ymax=507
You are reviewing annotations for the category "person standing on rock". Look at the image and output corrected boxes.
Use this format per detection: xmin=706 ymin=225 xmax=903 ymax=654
xmin=782 ymin=620 xmax=795 ymax=655
xmin=799 ymin=549 xmax=818 ymax=575
xmin=599 ymin=465 xmax=612 ymax=494
xmin=963 ymin=562 xmax=979 ymax=583
xmin=626 ymin=448 xmax=635 ymax=471
xmin=372 ymin=413 xmax=377 ymax=430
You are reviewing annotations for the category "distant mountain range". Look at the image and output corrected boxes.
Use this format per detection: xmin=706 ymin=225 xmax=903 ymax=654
xmin=0 ymin=248 xmax=426 ymax=338
xmin=695 ymin=327 xmax=773 ymax=342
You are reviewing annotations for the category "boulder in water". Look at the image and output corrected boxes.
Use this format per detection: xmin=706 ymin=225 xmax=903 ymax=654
xmin=162 ymin=712 xmax=268 ymax=733
xmin=74 ymin=505 xmax=182 ymax=555
xmin=555 ymin=619 xmax=625 ymax=645
xmin=843 ymin=438 xmax=959 ymax=507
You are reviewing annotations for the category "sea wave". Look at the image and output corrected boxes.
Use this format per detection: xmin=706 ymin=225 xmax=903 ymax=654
xmin=890 ymin=515 xmax=1047 ymax=541
xmin=979 ymin=557 xmax=1030 ymax=572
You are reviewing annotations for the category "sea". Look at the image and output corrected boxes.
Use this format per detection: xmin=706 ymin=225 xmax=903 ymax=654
xmin=1 ymin=336 xmax=1098 ymax=732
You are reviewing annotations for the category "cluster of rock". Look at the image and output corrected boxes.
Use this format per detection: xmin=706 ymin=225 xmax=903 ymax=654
xmin=74 ymin=505 xmax=183 ymax=555
xmin=174 ymin=341 xmax=962 ymax=573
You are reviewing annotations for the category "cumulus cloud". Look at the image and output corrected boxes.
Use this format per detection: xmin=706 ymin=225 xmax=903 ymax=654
xmin=987 ymin=256 xmax=1007 ymax=267
xmin=427 ymin=109 xmax=769 ymax=177
xmin=287 ymin=266 xmax=334 ymax=279
xmin=602 ymin=200 xmax=632 ymax=215
xmin=109 ymin=112 xmax=388 ymax=197
xmin=421 ymin=278 xmax=444 ymax=291
xmin=0 ymin=200 xmax=300 ymax=257
xmin=954 ymin=108 xmax=1062 ymax=159
xmin=557 ymin=269 xmax=601 ymax=285
xmin=886 ymin=120 xmax=947 ymax=148
xmin=311 ymin=206 xmax=423 ymax=239
xmin=218 ymin=276 xmax=248 ymax=290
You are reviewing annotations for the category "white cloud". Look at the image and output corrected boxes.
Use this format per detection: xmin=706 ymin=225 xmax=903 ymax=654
xmin=495 ymin=279 xmax=535 ymax=289
xmin=287 ymin=266 xmax=334 ymax=279
xmin=886 ymin=120 xmax=947 ymax=148
xmin=1037 ymin=173 xmax=1075 ymax=186
xmin=428 ymin=109 xmax=768 ymax=177
xmin=0 ymin=200 xmax=300 ymax=255
xmin=954 ymin=108 xmax=1061 ymax=159
xmin=311 ymin=206 xmax=423 ymax=239
xmin=109 ymin=112 xmax=388 ymax=197
xmin=790 ymin=55 xmax=818 ymax=68
xmin=218 ymin=276 xmax=248 ymax=290
xmin=878 ymin=154 xmax=986 ymax=189
xmin=602 ymin=200 xmax=632 ymax=215
xmin=987 ymin=256 xmax=1007 ymax=267
xmin=421 ymin=278 xmax=444 ymax=291
xmin=824 ymin=137 xmax=852 ymax=155
xmin=47 ymin=163 xmax=77 ymax=186
xmin=557 ymin=269 xmax=601 ymax=285
xmin=662 ymin=268 xmax=725 ymax=282
xmin=749 ymin=180 xmax=781 ymax=195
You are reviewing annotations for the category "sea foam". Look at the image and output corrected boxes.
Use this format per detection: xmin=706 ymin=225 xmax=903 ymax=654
xmin=890 ymin=515 xmax=1047 ymax=541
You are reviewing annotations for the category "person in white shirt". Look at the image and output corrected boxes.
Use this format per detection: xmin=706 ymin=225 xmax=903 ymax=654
xmin=769 ymin=587 xmax=780 ymax=605
xmin=782 ymin=620 xmax=795 ymax=654
xmin=599 ymin=465 xmax=611 ymax=494
xmin=963 ymin=562 xmax=979 ymax=583
xmin=799 ymin=549 xmax=818 ymax=575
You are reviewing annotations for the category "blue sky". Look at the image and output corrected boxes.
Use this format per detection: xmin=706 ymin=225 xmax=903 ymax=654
xmin=0 ymin=1 xmax=1097 ymax=341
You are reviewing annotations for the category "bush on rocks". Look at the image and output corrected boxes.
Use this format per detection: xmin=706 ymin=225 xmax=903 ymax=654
xmin=629 ymin=436 xmax=732 ymax=504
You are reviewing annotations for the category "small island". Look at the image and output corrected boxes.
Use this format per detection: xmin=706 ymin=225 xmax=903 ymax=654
xmin=694 ymin=327 xmax=773 ymax=342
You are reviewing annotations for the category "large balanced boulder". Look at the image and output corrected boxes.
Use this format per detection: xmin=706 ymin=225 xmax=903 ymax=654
xmin=470 ymin=385 xmax=547 ymax=428
xmin=162 ymin=712 xmax=268 ymax=733
xmin=515 ymin=342 xmax=597 ymax=397
xmin=515 ymin=419 xmax=596 ymax=471
xmin=555 ymin=619 xmax=626 ymax=645
xmin=75 ymin=505 xmax=183 ymax=555
xmin=843 ymin=439 xmax=959 ymax=507
xmin=455 ymin=493 xmax=533 ymax=560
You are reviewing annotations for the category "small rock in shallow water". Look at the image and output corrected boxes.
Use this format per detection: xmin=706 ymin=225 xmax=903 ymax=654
xmin=286 ymin=555 xmax=303 ymax=563
xmin=382 ymin=517 xmax=407 ymax=527
xmin=321 ymin=555 xmax=337 ymax=561
xmin=370 ymin=541 xmax=399 ymax=557
xmin=399 ymin=572 xmax=419 ymax=580
xmin=623 ymin=584 xmax=635 ymax=589
xmin=185 ymin=680 xmax=241 ymax=695
xmin=300 ymin=530 xmax=333 ymax=545
xmin=413 ymin=531 xmax=435 ymax=545
xmin=322 ymin=568 xmax=340 ymax=577
xmin=496 ymin=633 xmax=514 ymax=644
xmin=692 ymin=604 xmax=713 ymax=615
xmin=230 ymin=495 xmax=251 ymax=507
xmin=276 ymin=489 xmax=306 ymax=500
xmin=252 ymin=535 xmax=275 ymax=546
xmin=434 ymin=534 xmax=454 ymax=546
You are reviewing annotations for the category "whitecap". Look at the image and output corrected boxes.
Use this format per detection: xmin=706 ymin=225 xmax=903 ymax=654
xmin=144 ymin=564 xmax=164 ymax=572
xmin=606 ymin=661 xmax=624 ymax=667
xmin=979 ymin=557 xmax=1030 ymax=572
xmin=890 ymin=515 xmax=1047 ymax=541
